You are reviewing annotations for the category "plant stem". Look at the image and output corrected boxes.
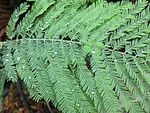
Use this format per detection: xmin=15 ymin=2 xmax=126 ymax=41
xmin=46 ymin=102 xmax=54 ymax=113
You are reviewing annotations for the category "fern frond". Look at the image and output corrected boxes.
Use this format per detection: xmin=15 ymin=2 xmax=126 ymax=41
xmin=0 ymin=70 xmax=5 ymax=111
xmin=103 ymin=50 xmax=146 ymax=113
xmin=0 ymin=50 xmax=6 ymax=111
xmin=15 ymin=0 xmax=56 ymax=38
xmin=90 ymin=53 xmax=122 ymax=113
xmin=2 ymin=43 xmax=18 ymax=82
xmin=45 ymin=41 xmax=96 ymax=113
xmin=1 ymin=0 xmax=150 ymax=113
xmin=6 ymin=2 xmax=29 ymax=39
xmin=68 ymin=46 xmax=105 ymax=112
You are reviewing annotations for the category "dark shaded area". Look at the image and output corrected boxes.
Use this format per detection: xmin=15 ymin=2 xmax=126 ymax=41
xmin=2 ymin=82 xmax=59 ymax=113
xmin=16 ymin=77 xmax=34 ymax=113
xmin=106 ymin=0 xmax=136 ymax=3
xmin=0 ymin=0 xmax=10 ymax=41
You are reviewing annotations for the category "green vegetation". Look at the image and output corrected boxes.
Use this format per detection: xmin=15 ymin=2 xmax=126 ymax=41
xmin=0 ymin=0 xmax=150 ymax=112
